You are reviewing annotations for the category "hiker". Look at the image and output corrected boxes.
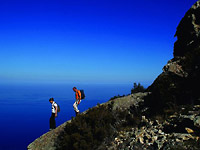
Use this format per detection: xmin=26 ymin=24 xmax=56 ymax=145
xmin=49 ymin=97 xmax=58 ymax=130
xmin=73 ymin=87 xmax=82 ymax=116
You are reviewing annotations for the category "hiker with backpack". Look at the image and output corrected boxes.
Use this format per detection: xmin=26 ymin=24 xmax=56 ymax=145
xmin=73 ymin=87 xmax=85 ymax=116
xmin=49 ymin=97 xmax=58 ymax=130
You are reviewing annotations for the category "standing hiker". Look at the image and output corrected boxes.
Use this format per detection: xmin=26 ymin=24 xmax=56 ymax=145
xmin=49 ymin=97 xmax=58 ymax=130
xmin=73 ymin=87 xmax=82 ymax=116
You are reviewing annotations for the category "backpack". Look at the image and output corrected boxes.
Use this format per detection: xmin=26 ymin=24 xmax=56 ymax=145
xmin=54 ymin=102 xmax=60 ymax=113
xmin=80 ymin=90 xmax=85 ymax=100
xmin=57 ymin=104 xmax=60 ymax=112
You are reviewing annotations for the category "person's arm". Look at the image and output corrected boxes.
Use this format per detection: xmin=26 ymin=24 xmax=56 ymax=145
xmin=78 ymin=91 xmax=81 ymax=104
xmin=55 ymin=104 xmax=58 ymax=117
xmin=75 ymin=92 xmax=78 ymax=100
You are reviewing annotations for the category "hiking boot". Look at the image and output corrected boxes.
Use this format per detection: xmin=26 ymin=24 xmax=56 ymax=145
xmin=76 ymin=111 xmax=79 ymax=116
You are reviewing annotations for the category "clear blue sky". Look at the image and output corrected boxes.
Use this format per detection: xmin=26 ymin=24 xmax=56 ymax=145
xmin=0 ymin=0 xmax=197 ymax=85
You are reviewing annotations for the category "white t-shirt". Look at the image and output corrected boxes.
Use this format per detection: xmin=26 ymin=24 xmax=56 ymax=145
xmin=51 ymin=101 xmax=58 ymax=113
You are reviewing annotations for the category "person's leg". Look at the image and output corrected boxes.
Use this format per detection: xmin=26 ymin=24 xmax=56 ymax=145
xmin=77 ymin=100 xmax=81 ymax=115
xmin=52 ymin=113 xmax=56 ymax=129
xmin=49 ymin=113 xmax=56 ymax=129
xmin=73 ymin=101 xmax=79 ymax=112
xmin=49 ymin=114 xmax=53 ymax=129
xmin=73 ymin=101 xmax=80 ymax=116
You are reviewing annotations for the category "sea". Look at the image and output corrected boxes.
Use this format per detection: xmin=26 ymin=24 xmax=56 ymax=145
xmin=0 ymin=83 xmax=135 ymax=150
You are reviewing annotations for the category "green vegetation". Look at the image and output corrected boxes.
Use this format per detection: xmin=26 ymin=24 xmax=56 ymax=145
xmin=109 ymin=94 xmax=125 ymax=101
xmin=56 ymin=104 xmax=116 ymax=150
xmin=56 ymin=101 xmax=141 ymax=150
xmin=109 ymin=83 xmax=146 ymax=101
xmin=131 ymin=83 xmax=146 ymax=94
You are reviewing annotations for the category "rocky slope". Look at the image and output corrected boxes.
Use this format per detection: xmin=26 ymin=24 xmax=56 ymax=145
xmin=28 ymin=92 xmax=149 ymax=150
xmin=28 ymin=93 xmax=200 ymax=150
xmin=28 ymin=1 xmax=200 ymax=149
xmin=103 ymin=105 xmax=200 ymax=150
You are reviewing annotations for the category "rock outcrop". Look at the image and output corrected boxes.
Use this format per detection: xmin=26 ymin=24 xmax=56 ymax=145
xmin=145 ymin=0 xmax=200 ymax=113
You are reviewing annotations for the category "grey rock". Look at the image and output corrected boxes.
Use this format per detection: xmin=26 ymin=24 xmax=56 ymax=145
xmin=194 ymin=116 xmax=200 ymax=127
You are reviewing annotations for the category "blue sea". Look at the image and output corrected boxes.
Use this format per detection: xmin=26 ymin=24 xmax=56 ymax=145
xmin=0 ymin=83 xmax=134 ymax=150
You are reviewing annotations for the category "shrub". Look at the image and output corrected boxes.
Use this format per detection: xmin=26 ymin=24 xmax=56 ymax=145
xmin=109 ymin=94 xmax=125 ymax=101
xmin=56 ymin=104 xmax=116 ymax=150
xmin=131 ymin=83 xmax=146 ymax=94
xmin=56 ymin=100 xmax=141 ymax=150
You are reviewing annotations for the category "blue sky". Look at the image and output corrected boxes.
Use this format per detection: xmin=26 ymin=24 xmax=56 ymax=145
xmin=0 ymin=0 xmax=197 ymax=85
